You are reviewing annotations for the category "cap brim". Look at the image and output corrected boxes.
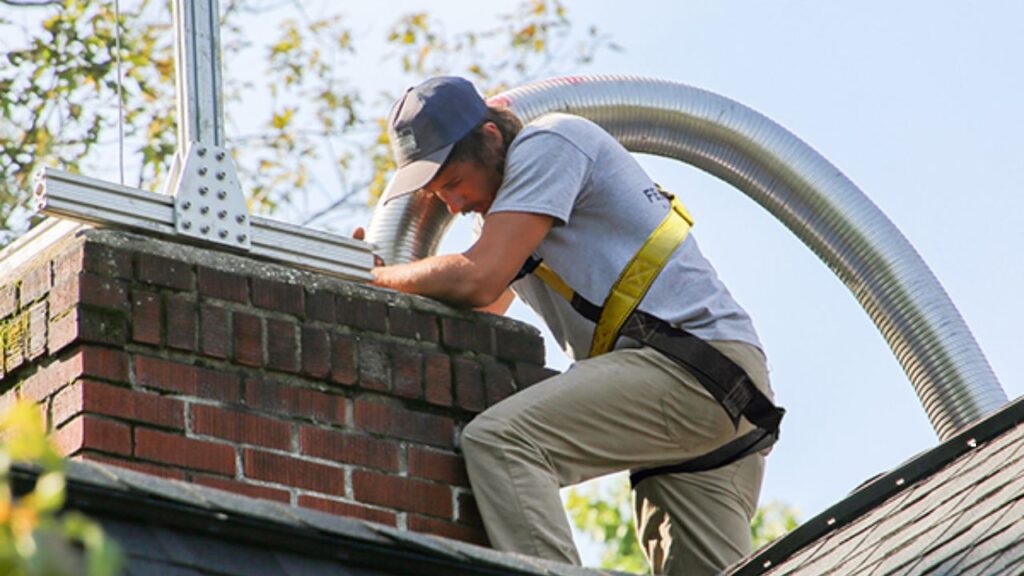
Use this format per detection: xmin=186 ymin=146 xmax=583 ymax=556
xmin=381 ymin=143 xmax=454 ymax=205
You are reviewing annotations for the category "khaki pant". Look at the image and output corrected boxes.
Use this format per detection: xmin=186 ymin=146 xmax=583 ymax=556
xmin=461 ymin=342 xmax=773 ymax=575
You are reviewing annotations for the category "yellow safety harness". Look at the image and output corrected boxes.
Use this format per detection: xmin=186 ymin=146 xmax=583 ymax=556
xmin=515 ymin=186 xmax=784 ymax=486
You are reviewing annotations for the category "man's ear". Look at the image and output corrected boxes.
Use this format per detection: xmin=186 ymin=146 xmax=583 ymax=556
xmin=482 ymin=121 xmax=502 ymax=143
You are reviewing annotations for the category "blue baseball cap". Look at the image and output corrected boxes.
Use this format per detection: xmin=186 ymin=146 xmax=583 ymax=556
xmin=381 ymin=76 xmax=488 ymax=204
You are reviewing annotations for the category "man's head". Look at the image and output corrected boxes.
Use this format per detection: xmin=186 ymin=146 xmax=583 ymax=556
xmin=382 ymin=76 xmax=521 ymax=214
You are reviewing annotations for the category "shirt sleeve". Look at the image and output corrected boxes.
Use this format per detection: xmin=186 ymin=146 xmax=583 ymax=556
xmin=487 ymin=130 xmax=594 ymax=225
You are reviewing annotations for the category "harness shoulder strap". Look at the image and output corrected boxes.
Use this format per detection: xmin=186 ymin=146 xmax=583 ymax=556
xmin=590 ymin=194 xmax=693 ymax=356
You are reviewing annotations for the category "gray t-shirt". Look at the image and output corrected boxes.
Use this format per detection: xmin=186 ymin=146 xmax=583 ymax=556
xmin=487 ymin=113 xmax=763 ymax=361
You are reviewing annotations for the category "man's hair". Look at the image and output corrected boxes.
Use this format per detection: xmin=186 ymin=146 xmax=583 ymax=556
xmin=442 ymin=106 xmax=523 ymax=170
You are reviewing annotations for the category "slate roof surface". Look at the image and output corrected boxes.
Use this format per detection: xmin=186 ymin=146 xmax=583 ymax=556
xmin=728 ymin=395 xmax=1024 ymax=576
xmin=14 ymin=460 xmax=627 ymax=576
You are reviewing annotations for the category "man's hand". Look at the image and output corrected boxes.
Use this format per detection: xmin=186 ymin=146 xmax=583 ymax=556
xmin=352 ymin=226 xmax=386 ymax=268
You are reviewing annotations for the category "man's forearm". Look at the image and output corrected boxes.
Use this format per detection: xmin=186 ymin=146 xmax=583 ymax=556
xmin=373 ymin=254 xmax=498 ymax=309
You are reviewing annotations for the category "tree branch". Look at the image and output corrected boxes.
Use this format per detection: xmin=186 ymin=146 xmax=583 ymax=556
xmin=0 ymin=0 xmax=62 ymax=6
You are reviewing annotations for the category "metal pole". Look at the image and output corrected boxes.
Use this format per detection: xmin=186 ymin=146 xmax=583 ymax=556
xmin=172 ymin=0 xmax=225 ymax=147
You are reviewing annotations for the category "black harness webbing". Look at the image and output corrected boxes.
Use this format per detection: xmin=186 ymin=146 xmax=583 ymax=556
xmin=515 ymin=256 xmax=785 ymax=488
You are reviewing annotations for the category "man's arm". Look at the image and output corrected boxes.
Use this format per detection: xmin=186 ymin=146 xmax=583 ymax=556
xmin=476 ymin=288 xmax=515 ymax=315
xmin=372 ymin=211 xmax=553 ymax=309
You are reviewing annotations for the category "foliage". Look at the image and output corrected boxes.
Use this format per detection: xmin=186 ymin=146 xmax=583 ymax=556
xmin=565 ymin=476 xmax=800 ymax=573
xmin=0 ymin=400 xmax=121 ymax=576
xmin=0 ymin=0 xmax=617 ymax=244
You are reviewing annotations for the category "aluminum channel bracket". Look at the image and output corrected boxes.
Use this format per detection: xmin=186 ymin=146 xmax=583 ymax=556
xmin=34 ymin=167 xmax=374 ymax=282
xmin=171 ymin=142 xmax=251 ymax=249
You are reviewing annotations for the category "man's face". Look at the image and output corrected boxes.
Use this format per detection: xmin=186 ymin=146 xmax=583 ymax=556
xmin=425 ymin=159 xmax=502 ymax=215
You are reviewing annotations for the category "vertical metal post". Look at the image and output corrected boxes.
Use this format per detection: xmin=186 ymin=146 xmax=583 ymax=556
xmin=166 ymin=0 xmax=250 ymax=249
xmin=172 ymin=0 xmax=225 ymax=147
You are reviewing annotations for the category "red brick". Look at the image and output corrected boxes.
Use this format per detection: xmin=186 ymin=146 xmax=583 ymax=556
xmin=48 ymin=311 xmax=77 ymax=354
xmin=243 ymin=449 xmax=346 ymax=496
xmin=19 ymin=353 xmax=81 ymax=402
xmin=392 ymin=348 xmax=422 ymax=399
xmin=193 ymin=475 xmax=291 ymax=503
xmin=166 ymin=294 xmax=196 ymax=351
xmin=195 ymin=367 xmax=242 ymax=403
xmin=441 ymin=318 xmax=492 ymax=354
xmin=137 ymin=253 xmax=193 ymax=291
xmin=329 ymin=333 xmax=357 ymax=386
xmin=245 ymin=379 xmax=346 ymax=425
xmin=135 ymin=356 xmax=239 ymax=402
xmin=304 ymin=290 xmax=335 ymax=323
xmin=53 ymin=379 xmax=184 ymax=429
xmin=408 ymin=514 xmax=488 ymax=546
xmin=199 ymin=304 xmax=230 ymax=359
xmin=81 ymin=243 xmax=132 ymax=279
xmin=266 ymin=319 xmax=298 ymax=373
xmin=52 ymin=245 xmax=85 ymax=281
xmin=352 ymin=470 xmax=452 ymax=518
xmin=353 ymin=398 xmax=454 ymax=448
xmin=453 ymin=358 xmax=485 ymax=412
xmin=456 ymin=492 xmax=484 ymax=527
xmin=26 ymin=302 xmax=47 ymax=360
xmin=301 ymin=326 xmax=330 ymax=379
xmin=136 ymin=356 xmax=196 ymax=394
xmin=79 ymin=453 xmax=186 ymax=481
xmin=336 ymin=296 xmax=387 ymax=333
xmin=515 ymin=362 xmax=559 ymax=389
xmin=251 ymin=278 xmax=304 ymax=317
xmin=298 ymin=495 xmax=397 ymax=526
xmin=19 ymin=263 xmax=50 ymax=306
xmin=52 ymin=415 xmax=131 ymax=457
xmin=424 ymin=353 xmax=452 ymax=407
xmin=299 ymin=427 xmax=398 ymax=471
xmin=79 ymin=273 xmax=129 ymax=312
xmin=197 ymin=266 xmax=248 ymax=303
xmin=388 ymin=308 xmax=438 ymax=342
xmin=135 ymin=428 xmax=235 ymax=475
xmin=357 ymin=339 xmax=389 ymax=391
xmin=76 ymin=346 xmax=129 ymax=383
xmin=495 ymin=326 xmax=545 ymax=364
xmin=131 ymin=290 xmax=161 ymax=345
xmin=408 ymin=447 xmax=469 ymax=487
xmin=0 ymin=284 xmax=16 ymax=320
xmin=76 ymin=308 xmax=127 ymax=347
xmin=233 ymin=312 xmax=262 ymax=367
xmin=191 ymin=404 xmax=291 ymax=450
xmin=484 ymin=362 xmax=516 ymax=407
xmin=48 ymin=278 xmax=78 ymax=318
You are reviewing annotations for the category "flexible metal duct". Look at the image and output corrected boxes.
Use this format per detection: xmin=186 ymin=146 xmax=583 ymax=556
xmin=366 ymin=75 xmax=1007 ymax=441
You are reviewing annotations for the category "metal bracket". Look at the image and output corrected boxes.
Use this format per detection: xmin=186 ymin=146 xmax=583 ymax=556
xmin=169 ymin=142 xmax=251 ymax=250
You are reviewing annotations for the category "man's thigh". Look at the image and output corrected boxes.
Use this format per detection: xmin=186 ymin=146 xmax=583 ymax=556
xmin=467 ymin=346 xmax=738 ymax=486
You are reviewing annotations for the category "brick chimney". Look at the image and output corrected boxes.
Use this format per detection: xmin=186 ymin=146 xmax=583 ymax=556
xmin=0 ymin=226 xmax=556 ymax=546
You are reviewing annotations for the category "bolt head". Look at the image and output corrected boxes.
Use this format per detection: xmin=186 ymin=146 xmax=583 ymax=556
xmin=237 ymin=234 xmax=247 ymax=243
xmin=182 ymin=201 xmax=191 ymax=210
xmin=198 ymin=167 xmax=208 ymax=176
xmin=200 ymin=206 xmax=209 ymax=215
xmin=199 ymin=186 xmax=209 ymax=195
xmin=216 ymin=151 xmax=226 ymax=161
xmin=218 ymin=229 xmax=229 ymax=238
xmin=236 ymin=214 xmax=246 ymax=224
xmin=198 ymin=147 xmax=207 ymax=157
xmin=200 ymin=225 xmax=210 ymax=234
xmin=217 ymin=190 xmax=227 ymax=200
xmin=216 ymin=171 xmax=226 ymax=180
xmin=217 ymin=210 xmax=227 ymax=219
xmin=182 ymin=220 xmax=192 ymax=229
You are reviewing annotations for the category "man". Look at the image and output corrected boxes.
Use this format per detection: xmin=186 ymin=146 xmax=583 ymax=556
xmin=368 ymin=76 xmax=781 ymax=575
